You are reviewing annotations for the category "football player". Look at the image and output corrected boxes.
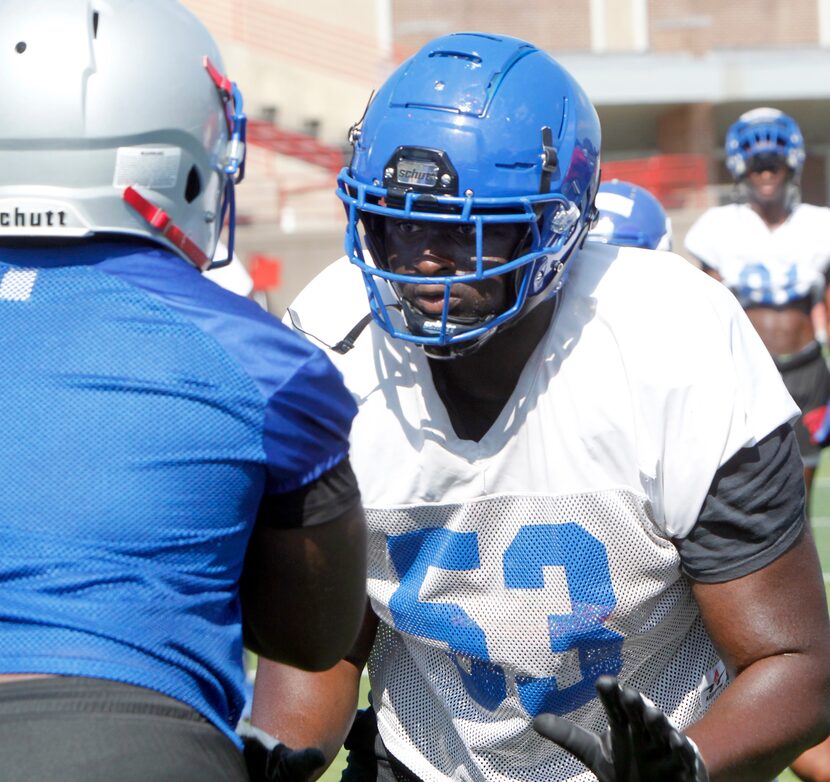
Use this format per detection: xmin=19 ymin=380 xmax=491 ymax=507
xmin=0 ymin=2 xmax=366 ymax=780
xmin=252 ymin=34 xmax=830 ymax=782
xmin=685 ymin=108 xmax=830 ymax=512
xmin=588 ymin=179 xmax=673 ymax=251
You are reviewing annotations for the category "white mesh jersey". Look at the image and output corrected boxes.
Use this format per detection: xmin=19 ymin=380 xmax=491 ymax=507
xmin=684 ymin=202 xmax=830 ymax=308
xmin=286 ymin=243 xmax=798 ymax=782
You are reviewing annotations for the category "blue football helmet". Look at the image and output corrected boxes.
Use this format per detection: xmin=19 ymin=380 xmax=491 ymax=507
xmin=336 ymin=32 xmax=601 ymax=357
xmin=588 ymin=180 xmax=672 ymax=251
xmin=724 ymin=107 xmax=805 ymax=180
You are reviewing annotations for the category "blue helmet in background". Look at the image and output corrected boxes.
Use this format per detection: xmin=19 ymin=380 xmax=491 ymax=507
xmin=337 ymin=32 xmax=601 ymax=356
xmin=588 ymin=180 xmax=672 ymax=251
xmin=724 ymin=107 xmax=805 ymax=180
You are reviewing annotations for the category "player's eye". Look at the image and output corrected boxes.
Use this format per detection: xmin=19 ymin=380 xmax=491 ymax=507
xmin=451 ymin=223 xmax=477 ymax=242
xmin=391 ymin=220 xmax=422 ymax=236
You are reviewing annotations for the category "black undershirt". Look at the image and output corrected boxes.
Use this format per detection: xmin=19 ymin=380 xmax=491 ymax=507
xmin=675 ymin=423 xmax=806 ymax=583
xmin=257 ymin=456 xmax=361 ymax=529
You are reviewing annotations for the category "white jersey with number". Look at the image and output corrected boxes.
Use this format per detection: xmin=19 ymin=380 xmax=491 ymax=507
xmin=286 ymin=243 xmax=798 ymax=782
xmin=684 ymin=202 xmax=830 ymax=308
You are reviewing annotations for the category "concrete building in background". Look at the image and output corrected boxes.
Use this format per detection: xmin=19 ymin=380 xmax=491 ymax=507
xmin=182 ymin=0 xmax=830 ymax=310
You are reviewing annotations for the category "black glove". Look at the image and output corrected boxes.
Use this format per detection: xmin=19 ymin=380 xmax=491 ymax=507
xmin=341 ymin=707 xmax=379 ymax=782
xmin=533 ymin=675 xmax=709 ymax=782
xmin=238 ymin=723 xmax=326 ymax=782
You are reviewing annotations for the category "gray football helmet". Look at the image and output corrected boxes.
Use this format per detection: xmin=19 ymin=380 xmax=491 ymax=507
xmin=0 ymin=0 xmax=246 ymax=269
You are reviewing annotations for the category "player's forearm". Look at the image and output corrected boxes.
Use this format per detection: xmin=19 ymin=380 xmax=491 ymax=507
xmin=686 ymin=652 xmax=830 ymax=782
xmin=689 ymin=527 xmax=830 ymax=780
xmin=251 ymin=657 xmax=363 ymax=775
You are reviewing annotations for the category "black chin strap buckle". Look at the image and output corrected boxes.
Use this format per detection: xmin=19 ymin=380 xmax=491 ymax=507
xmin=287 ymin=309 xmax=375 ymax=355
xmin=540 ymin=126 xmax=558 ymax=193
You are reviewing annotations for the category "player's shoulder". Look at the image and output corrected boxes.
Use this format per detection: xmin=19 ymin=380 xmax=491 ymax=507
xmin=582 ymin=242 xmax=716 ymax=295
xmin=683 ymin=205 xmax=746 ymax=263
xmin=106 ymin=245 xmax=344 ymax=399
xmin=567 ymin=246 xmax=761 ymax=407
xmin=102 ymin=245 xmax=285 ymax=330
xmin=192 ymin=272 xmax=348 ymax=403
xmin=574 ymin=243 xmax=741 ymax=336
xmin=284 ymin=256 xmax=375 ymax=354
xmin=687 ymin=203 xmax=745 ymax=233
xmin=792 ymin=202 xmax=830 ymax=227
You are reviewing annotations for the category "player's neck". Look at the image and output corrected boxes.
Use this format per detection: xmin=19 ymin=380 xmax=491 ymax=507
xmin=749 ymin=198 xmax=791 ymax=229
xmin=428 ymin=298 xmax=556 ymax=441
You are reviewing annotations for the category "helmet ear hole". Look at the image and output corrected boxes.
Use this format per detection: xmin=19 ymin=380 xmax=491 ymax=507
xmin=359 ymin=212 xmax=387 ymax=268
xmin=184 ymin=166 xmax=202 ymax=204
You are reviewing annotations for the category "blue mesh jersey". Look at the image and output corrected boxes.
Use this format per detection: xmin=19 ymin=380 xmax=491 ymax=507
xmin=0 ymin=242 xmax=357 ymax=746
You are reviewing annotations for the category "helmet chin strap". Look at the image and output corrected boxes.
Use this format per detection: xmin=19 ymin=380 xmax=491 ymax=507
xmin=421 ymin=332 xmax=497 ymax=360
xmin=207 ymin=177 xmax=238 ymax=271
xmin=203 ymin=57 xmax=247 ymax=271
xmin=286 ymin=305 xmax=402 ymax=356
xmin=123 ymin=186 xmax=211 ymax=270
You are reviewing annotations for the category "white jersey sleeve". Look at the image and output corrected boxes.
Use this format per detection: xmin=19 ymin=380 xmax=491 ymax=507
xmin=659 ymin=286 xmax=799 ymax=537
xmin=601 ymin=249 xmax=799 ymax=538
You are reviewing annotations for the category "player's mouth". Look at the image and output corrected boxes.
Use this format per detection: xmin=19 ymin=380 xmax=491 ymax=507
xmin=406 ymin=284 xmax=461 ymax=316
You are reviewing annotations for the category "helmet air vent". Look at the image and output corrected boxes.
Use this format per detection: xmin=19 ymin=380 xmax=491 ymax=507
xmin=184 ymin=166 xmax=202 ymax=204
xmin=428 ymin=50 xmax=482 ymax=65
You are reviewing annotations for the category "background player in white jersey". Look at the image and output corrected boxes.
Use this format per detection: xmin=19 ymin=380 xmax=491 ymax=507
xmin=0 ymin=2 xmax=367 ymax=780
xmin=685 ymin=109 xmax=830 ymax=511
xmin=251 ymin=33 xmax=830 ymax=782
xmin=588 ymin=180 xmax=673 ymax=251
xmin=688 ymin=104 xmax=830 ymax=782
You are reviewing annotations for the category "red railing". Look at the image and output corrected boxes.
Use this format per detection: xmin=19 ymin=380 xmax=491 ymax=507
xmin=247 ymin=120 xmax=345 ymax=174
xmin=233 ymin=122 xmax=344 ymax=229
xmin=601 ymin=154 xmax=709 ymax=208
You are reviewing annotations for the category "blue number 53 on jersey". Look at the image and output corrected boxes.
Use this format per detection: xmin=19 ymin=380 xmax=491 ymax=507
xmin=387 ymin=523 xmax=624 ymax=716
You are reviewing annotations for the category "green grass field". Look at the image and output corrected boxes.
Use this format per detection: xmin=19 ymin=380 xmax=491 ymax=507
xmin=319 ymin=453 xmax=830 ymax=782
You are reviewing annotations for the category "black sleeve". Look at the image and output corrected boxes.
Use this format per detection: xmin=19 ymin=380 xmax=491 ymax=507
xmin=256 ymin=456 xmax=361 ymax=529
xmin=674 ymin=423 xmax=806 ymax=584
